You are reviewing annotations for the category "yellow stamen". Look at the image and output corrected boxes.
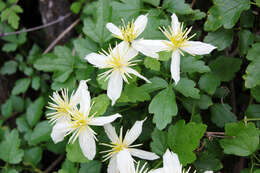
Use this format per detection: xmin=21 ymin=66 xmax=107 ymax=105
xmin=116 ymin=19 xmax=138 ymax=43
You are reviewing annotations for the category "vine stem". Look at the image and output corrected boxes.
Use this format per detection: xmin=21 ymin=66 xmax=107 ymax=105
xmin=43 ymin=154 xmax=64 ymax=173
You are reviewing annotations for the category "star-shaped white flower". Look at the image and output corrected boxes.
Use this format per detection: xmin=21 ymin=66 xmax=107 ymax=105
xmin=106 ymin=14 xmax=164 ymax=59
xmin=101 ymin=119 xmax=159 ymax=173
xmin=85 ymin=42 xmax=150 ymax=105
xmin=49 ymin=80 xmax=121 ymax=160
xmin=157 ymin=13 xmax=216 ymax=84
xmin=150 ymin=149 xmax=213 ymax=173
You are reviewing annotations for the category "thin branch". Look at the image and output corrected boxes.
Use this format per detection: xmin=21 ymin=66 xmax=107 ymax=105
xmin=43 ymin=18 xmax=80 ymax=54
xmin=0 ymin=13 xmax=72 ymax=37
xmin=191 ymin=0 xmax=196 ymax=8
xmin=43 ymin=155 xmax=64 ymax=173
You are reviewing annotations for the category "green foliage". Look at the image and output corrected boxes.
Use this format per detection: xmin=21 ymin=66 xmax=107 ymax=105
xmin=79 ymin=160 xmax=102 ymax=173
xmin=174 ymin=78 xmax=200 ymax=99
xmin=66 ymin=140 xmax=89 ymax=163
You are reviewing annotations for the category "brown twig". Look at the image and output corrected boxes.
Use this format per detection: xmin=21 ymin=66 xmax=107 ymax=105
xmin=206 ymin=131 xmax=226 ymax=138
xmin=43 ymin=18 xmax=80 ymax=54
xmin=0 ymin=13 xmax=72 ymax=37
xmin=191 ymin=0 xmax=196 ymax=8
xmin=43 ymin=155 xmax=64 ymax=173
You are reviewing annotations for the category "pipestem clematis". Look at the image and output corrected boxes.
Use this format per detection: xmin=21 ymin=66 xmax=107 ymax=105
xmin=157 ymin=13 xmax=216 ymax=84
xmin=85 ymin=42 xmax=150 ymax=105
xmin=101 ymin=119 xmax=159 ymax=173
xmin=47 ymin=80 xmax=121 ymax=160
xmin=106 ymin=14 xmax=165 ymax=58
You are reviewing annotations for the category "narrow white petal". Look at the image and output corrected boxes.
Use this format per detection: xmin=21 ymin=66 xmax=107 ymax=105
xmin=134 ymin=14 xmax=148 ymax=37
xmin=71 ymin=80 xmax=89 ymax=106
xmin=204 ymin=171 xmax=213 ymax=173
xmin=149 ymin=168 xmax=165 ymax=173
xmin=106 ymin=23 xmax=123 ymax=39
xmin=125 ymin=67 xmax=151 ymax=83
xmin=132 ymin=39 xmax=168 ymax=58
xmin=85 ymin=53 xmax=108 ymax=68
xmin=117 ymin=150 xmax=135 ymax=173
xmin=89 ymin=113 xmax=121 ymax=126
xmin=104 ymin=123 xmax=119 ymax=142
xmin=170 ymin=51 xmax=180 ymax=85
xmin=79 ymin=85 xmax=91 ymax=116
xmin=123 ymin=119 xmax=146 ymax=145
xmin=171 ymin=13 xmax=180 ymax=35
xmin=163 ymin=149 xmax=182 ymax=173
xmin=51 ymin=119 xmax=70 ymax=144
xmin=107 ymin=155 xmax=119 ymax=173
xmin=181 ymin=41 xmax=216 ymax=55
xmin=125 ymin=46 xmax=138 ymax=61
xmin=79 ymin=128 xmax=96 ymax=160
xmin=107 ymin=70 xmax=123 ymax=106
xmin=129 ymin=148 xmax=159 ymax=160
xmin=113 ymin=41 xmax=130 ymax=58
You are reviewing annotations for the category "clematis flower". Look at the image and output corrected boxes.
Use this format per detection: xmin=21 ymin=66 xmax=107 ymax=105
xmin=101 ymin=119 xmax=159 ymax=173
xmin=85 ymin=42 xmax=150 ymax=105
xmin=150 ymin=149 xmax=213 ymax=173
xmin=47 ymin=80 xmax=88 ymax=143
xmin=48 ymin=80 xmax=121 ymax=160
xmin=106 ymin=14 xmax=164 ymax=58
xmin=157 ymin=13 xmax=216 ymax=84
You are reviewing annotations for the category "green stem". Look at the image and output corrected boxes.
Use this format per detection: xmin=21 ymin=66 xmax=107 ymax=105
xmin=153 ymin=160 xmax=163 ymax=169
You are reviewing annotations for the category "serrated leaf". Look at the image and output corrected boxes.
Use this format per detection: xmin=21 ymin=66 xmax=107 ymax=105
xmin=167 ymin=120 xmax=207 ymax=166
xmin=209 ymin=56 xmax=242 ymax=82
xmin=73 ymin=38 xmax=98 ymax=59
xmin=30 ymin=121 xmax=51 ymax=145
xmin=11 ymin=95 xmax=24 ymax=112
xmin=163 ymin=0 xmax=193 ymax=15
xmin=0 ymin=60 xmax=17 ymax=75
xmin=199 ymin=73 xmax=220 ymax=95
xmin=122 ymin=84 xmax=150 ymax=103
xmin=149 ymin=86 xmax=178 ymax=130
xmin=31 ymin=76 xmax=40 ymax=90
xmin=144 ymin=57 xmax=160 ymax=71
xmin=204 ymin=28 xmax=234 ymax=51
xmin=197 ymin=94 xmax=213 ymax=110
xmin=2 ymin=43 xmax=17 ymax=52
xmin=90 ymin=94 xmax=110 ymax=116
xmin=26 ymin=97 xmax=45 ymax=127
xmin=16 ymin=116 xmax=30 ymax=133
xmin=0 ymin=129 xmax=24 ymax=164
xmin=111 ymin=0 xmax=141 ymax=20
xmin=210 ymin=104 xmax=237 ymax=128
xmin=140 ymin=77 xmax=168 ymax=93
xmin=150 ymin=128 xmax=167 ymax=156
xmin=11 ymin=78 xmax=31 ymax=95
xmin=66 ymin=140 xmax=89 ymax=163
xmin=79 ymin=160 xmax=102 ymax=173
xmin=220 ymin=122 xmax=260 ymax=156
xmin=174 ymin=78 xmax=200 ymax=99
xmin=24 ymin=147 xmax=42 ymax=166
xmin=1 ymin=98 xmax=12 ymax=118
xmin=181 ymin=55 xmax=210 ymax=74
xmin=238 ymin=29 xmax=254 ymax=56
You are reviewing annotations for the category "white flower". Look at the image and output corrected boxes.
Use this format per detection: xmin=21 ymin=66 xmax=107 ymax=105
xmin=204 ymin=171 xmax=213 ymax=173
xmin=49 ymin=80 xmax=122 ymax=160
xmin=156 ymin=13 xmax=216 ymax=84
xmin=101 ymin=119 xmax=159 ymax=173
xmin=85 ymin=42 xmax=150 ymax=105
xmin=106 ymin=14 xmax=164 ymax=59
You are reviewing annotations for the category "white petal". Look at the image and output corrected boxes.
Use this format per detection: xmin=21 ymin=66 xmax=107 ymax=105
xmin=125 ymin=46 xmax=138 ymax=61
xmin=79 ymin=128 xmax=96 ymax=160
xmin=123 ymin=119 xmax=146 ymax=145
xmin=85 ymin=53 xmax=108 ymax=68
xmin=71 ymin=80 xmax=89 ymax=106
xmin=170 ymin=51 xmax=180 ymax=85
xmin=148 ymin=168 xmax=165 ymax=173
xmin=132 ymin=39 xmax=168 ymax=58
xmin=117 ymin=150 xmax=135 ymax=173
xmin=129 ymin=148 xmax=159 ymax=160
xmin=107 ymin=155 xmax=119 ymax=173
xmin=125 ymin=67 xmax=151 ymax=83
xmin=89 ymin=113 xmax=121 ymax=126
xmin=171 ymin=13 xmax=180 ymax=35
xmin=134 ymin=14 xmax=148 ymax=37
xmin=79 ymin=85 xmax=92 ymax=116
xmin=104 ymin=123 xmax=119 ymax=142
xmin=112 ymin=41 xmax=130 ymax=58
xmin=51 ymin=119 xmax=70 ymax=144
xmin=181 ymin=41 xmax=216 ymax=55
xmin=106 ymin=23 xmax=123 ymax=39
xmin=163 ymin=149 xmax=182 ymax=173
xmin=204 ymin=171 xmax=213 ymax=173
xmin=107 ymin=70 xmax=123 ymax=106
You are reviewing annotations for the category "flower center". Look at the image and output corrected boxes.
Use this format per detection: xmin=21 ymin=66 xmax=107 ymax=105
xmin=112 ymin=141 xmax=128 ymax=153
xmin=119 ymin=19 xmax=138 ymax=43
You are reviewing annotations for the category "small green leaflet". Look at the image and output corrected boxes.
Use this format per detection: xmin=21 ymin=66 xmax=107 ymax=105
xmin=174 ymin=78 xmax=200 ymax=99
xmin=66 ymin=140 xmax=89 ymax=163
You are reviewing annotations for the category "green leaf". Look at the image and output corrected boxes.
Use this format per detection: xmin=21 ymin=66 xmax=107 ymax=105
xmin=238 ymin=29 xmax=254 ymax=56
xmin=144 ymin=57 xmax=160 ymax=71
xmin=11 ymin=95 xmax=24 ymax=112
xmin=251 ymin=86 xmax=260 ymax=103
xmin=159 ymin=51 xmax=171 ymax=61
xmin=61 ymin=159 xmax=78 ymax=173
xmin=90 ymin=94 xmax=110 ymax=116
xmin=29 ymin=121 xmax=51 ymax=145
xmin=83 ymin=0 xmax=112 ymax=45
xmin=66 ymin=140 xmax=89 ymax=163
xmin=26 ymin=97 xmax=45 ymax=127
xmin=53 ymin=69 xmax=73 ymax=83
xmin=2 ymin=43 xmax=17 ymax=52
xmin=73 ymin=38 xmax=98 ymax=59
xmin=140 ymin=77 xmax=168 ymax=93
xmin=121 ymin=84 xmax=150 ymax=103
xmin=16 ymin=116 xmax=30 ymax=133
xmin=220 ymin=122 xmax=260 ymax=156
xmin=174 ymin=78 xmax=200 ymax=99
xmin=181 ymin=55 xmax=210 ymax=74
xmin=197 ymin=94 xmax=213 ymax=110
xmin=163 ymin=0 xmax=193 ymax=15
xmin=246 ymin=43 xmax=260 ymax=61
xmin=1 ymin=98 xmax=13 ymax=118
xmin=31 ymin=76 xmax=40 ymax=90
xmin=143 ymin=0 xmax=160 ymax=6
xmin=240 ymin=10 xmax=254 ymax=28
xmin=167 ymin=120 xmax=207 ymax=166
xmin=199 ymin=73 xmax=221 ymax=95
xmin=111 ymin=0 xmax=141 ymax=20
xmin=149 ymin=86 xmax=178 ymax=130
xmin=79 ymin=160 xmax=102 ymax=173
xmin=11 ymin=78 xmax=31 ymax=95
xmin=150 ymin=128 xmax=168 ymax=156
xmin=204 ymin=0 xmax=250 ymax=31
xmin=0 ymin=60 xmax=17 ymax=75
xmin=204 ymin=28 xmax=234 ymax=51
xmin=24 ymin=147 xmax=42 ymax=166
xmin=0 ymin=129 xmax=24 ymax=164
xmin=210 ymin=104 xmax=237 ymax=128
xmin=209 ymin=56 xmax=242 ymax=82
xmin=245 ymin=104 xmax=260 ymax=123
xmin=70 ymin=2 xmax=82 ymax=14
